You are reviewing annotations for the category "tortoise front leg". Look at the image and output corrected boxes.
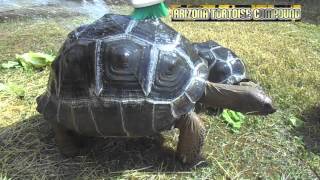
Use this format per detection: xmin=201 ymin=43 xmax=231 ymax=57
xmin=51 ymin=122 xmax=82 ymax=157
xmin=175 ymin=112 xmax=206 ymax=164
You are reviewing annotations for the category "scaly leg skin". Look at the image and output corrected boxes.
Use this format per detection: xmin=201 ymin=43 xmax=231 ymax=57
xmin=175 ymin=112 xmax=206 ymax=164
xmin=51 ymin=122 xmax=82 ymax=157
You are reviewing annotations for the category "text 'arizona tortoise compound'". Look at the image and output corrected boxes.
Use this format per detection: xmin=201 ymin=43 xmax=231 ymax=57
xmin=170 ymin=4 xmax=301 ymax=21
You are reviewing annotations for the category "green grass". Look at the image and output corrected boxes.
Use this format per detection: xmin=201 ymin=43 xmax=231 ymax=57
xmin=0 ymin=15 xmax=320 ymax=179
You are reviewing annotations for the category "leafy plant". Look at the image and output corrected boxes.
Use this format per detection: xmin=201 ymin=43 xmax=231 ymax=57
xmin=16 ymin=52 xmax=55 ymax=70
xmin=220 ymin=109 xmax=246 ymax=133
xmin=0 ymin=61 xmax=20 ymax=69
xmin=0 ymin=82 xmax=25 ymax=98
xmin=289 ymin=116 xmax=304 ymax=128
xmin=1 ymin=52 xmax=55 ymax=70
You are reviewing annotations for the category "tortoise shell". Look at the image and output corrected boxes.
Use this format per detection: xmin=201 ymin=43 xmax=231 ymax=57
xmin=36 ymin=14 xmax=208 ymax=137
xmin=194 ymin=41 xmax=246 ymax=85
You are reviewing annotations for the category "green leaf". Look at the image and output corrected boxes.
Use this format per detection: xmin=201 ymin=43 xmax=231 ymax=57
xmin=7 ymin=83 xmax=25 ymax=98
xmin=289 ymin=116 xmax=304 ymax=127
xmin=220 ymin=109 xmax=246 ymax=132
xmin=236 ymin=111 xmax=245 ymax=119
xmin=15 ymin=52 xmax=55 ymax=70
xmin=222 ymin=111 xmax=236 ymax=126
xmin=1 ymin=61 xmax=20 ymax=69
xmin=28 ymin=52 xmax=55 ymax=63
xmin=229 ymin=110 xmax=241 ymax=122
xmin=0 ymin=83 xmax=25 ymax=98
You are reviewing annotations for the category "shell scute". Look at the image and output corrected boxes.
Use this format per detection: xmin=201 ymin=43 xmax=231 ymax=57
xmin=98 ymin=38 xmax=150 ymax=98
xmin=58 ymin=40 xmax=96 ymax=98
xmin=149 ymin=50 xmax=192 ymax=100
xmin=121 ymin=102 xmax=154 ymax=136
xmin=193 ymin=41 xmax=246 ymax=84
xmin=78 ymin=14 xmax=130 ymax=39
xmin=90 ymin=101 xmax=126 ymax=136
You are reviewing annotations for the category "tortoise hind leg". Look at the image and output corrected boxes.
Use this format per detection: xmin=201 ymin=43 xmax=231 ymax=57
xmin=51 ymin=122 xmax=83 ymax=157
xmin=175 ymin=112 xmax=206 ymax=164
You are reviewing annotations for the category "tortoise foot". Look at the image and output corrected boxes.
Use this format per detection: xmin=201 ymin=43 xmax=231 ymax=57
xmin=175 ymin=112 xmax=206 ymax=164
xmin=51 ymin=123 xmax=83 ymax=157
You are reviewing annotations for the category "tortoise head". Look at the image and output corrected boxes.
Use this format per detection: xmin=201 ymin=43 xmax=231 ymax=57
xmin=245 ymin=90 xmax=276 ymax=115
xmin=199 ymin=82 xmax=276 ymax=116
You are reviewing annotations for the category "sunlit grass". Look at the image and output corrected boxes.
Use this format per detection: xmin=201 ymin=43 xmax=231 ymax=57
xmin=0 ymin=15 xmax=319 ymax=179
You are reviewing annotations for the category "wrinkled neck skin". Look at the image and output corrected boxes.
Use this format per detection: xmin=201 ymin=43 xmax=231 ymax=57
xmin=199 ymin=81 xmax=276 ymax=115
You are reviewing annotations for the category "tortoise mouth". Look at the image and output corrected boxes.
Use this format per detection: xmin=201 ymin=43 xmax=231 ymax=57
xmin=261 ymin=107 xmax=277 ymax=115
xmin=246 ymin=106 xmax=277 ymax=115
xmin=268 ymin=107 xmax=277 ymax=114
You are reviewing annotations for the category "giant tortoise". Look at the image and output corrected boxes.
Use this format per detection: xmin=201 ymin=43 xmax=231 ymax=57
xmin=37 ymin=14 xmax=276 ymax=164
